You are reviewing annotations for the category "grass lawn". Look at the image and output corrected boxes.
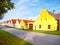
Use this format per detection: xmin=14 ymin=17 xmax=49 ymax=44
xmin=0 ymin=28 xmax=33 ymax=45
xmin=15 ymin=28 xmax=60 ymax=35
xmin=31 ymin=30 xmax=60 ymax=35
xmin=6 ymin=26 xmax=60 ymax=35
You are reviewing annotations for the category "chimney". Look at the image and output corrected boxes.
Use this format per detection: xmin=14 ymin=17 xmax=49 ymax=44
xmin=53 ymin=10 xmax=55 ymax=13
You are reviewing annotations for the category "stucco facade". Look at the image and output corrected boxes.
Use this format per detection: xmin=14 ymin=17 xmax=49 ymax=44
xmin=15 ymin=19 xmax=21 ymax=28
xmin=19 ymin=20 xmax=28 ymax=29
xmin=33 ymin=9 xmax=58 ymax=30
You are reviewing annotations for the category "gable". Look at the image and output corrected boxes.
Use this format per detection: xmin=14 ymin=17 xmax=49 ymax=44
xmin=11 ymin=19 xmax=16 ymax=24
xmin=36 ymin=8 xmax=57 ymax=22
xmin=20 ymin=20 xmax=26 ymax=26
xmin=17 ymin=19 xmax=21 ymax=23
xmin=15 ymin=19 xmax=21 ymax=25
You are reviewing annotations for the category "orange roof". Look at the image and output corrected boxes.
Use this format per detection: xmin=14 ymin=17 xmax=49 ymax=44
xmin=0 ymin=22 xmax=2 ymax=24
xmin=9 ymin=20 xmax=11 ymax=23
xmin=6 ymin=20 xmax=11 ymax=24
xmin=11 ymin=19 xmax=16 ymax=24
xmin=23 ymin=20 xmax=35 ymax=24
xmin=3 ymin=21 xmax=6 ymax=24
xmin=58 ymin=13 xmax=60 ymax=22
xmin=6 ymin=20 xmax=9 ymax=23
xmin=17 ymin=19 xmax=21 ymax=24
xmin=3 ymin=19 xmax=34 ymax=24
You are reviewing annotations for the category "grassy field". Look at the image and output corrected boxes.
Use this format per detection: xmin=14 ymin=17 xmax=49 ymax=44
xmin=15 ymin=28 xmax=60 ymax=35
xmin=31 ymin=30 xmax=60 ymax=35
xmin=6 ymin=26 xmax=60 ymax=35
xmin=0 ymin=28 xmax=33 ymax=45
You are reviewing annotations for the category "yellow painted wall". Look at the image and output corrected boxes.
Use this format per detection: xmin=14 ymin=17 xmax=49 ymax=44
xmin=33 ymin=9 xmax=58 ymax=30
xmin=20 ymin=20 xmax=28 ymax=29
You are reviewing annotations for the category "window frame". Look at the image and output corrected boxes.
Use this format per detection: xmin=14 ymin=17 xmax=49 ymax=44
xmin=39 ymin=25 xmax=41 ymax=28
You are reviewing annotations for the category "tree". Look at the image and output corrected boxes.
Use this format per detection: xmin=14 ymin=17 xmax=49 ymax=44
xmin=0 ymin=0 xmax=14 ymax=19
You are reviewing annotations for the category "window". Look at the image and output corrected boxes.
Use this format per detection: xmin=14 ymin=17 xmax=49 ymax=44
xmin=46 ymin=18 xmax=47 ymax=20
xmin=48 ymin=25 xmax=51 ymax=29
xmin=39 ymin=25 xmax=41 ymax=28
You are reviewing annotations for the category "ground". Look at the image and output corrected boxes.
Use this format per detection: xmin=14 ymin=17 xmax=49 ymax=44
xmin=0 ymin=27 xmax=32 ymax=45
xmin=0 ymin=25 xmax=60 ymax=45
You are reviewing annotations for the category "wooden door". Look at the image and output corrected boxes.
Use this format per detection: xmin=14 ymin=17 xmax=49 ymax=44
xmin=48 ymin=25 xmax=50 ymax=29
xmin=29 ymin=24 xmax=33 ymax=30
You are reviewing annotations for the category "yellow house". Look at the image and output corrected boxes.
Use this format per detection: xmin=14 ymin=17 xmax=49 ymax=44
xmin=19 ymin=20 xmax=27 ymax=29
xmin=33 ymin=8 xmax=58 ymax=30
xmin=20 ymin=20 xmax=34 ymax=29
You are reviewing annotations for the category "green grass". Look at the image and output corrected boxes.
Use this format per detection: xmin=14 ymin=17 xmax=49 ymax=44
xmin=31 ymin=30 xmax=60 ymax=35
xmin=15 ymin=28 xmax=60 ymax=35
xmin=7 ymin=26 xmax=60 ymax=35
xmin=0 ymin=28 xmax=33 ymax=45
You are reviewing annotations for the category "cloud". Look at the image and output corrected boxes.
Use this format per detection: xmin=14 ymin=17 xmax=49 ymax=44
xmin=2 ymin=0 xmax=60 ymax=22
xmin=0 ymin=0 xmax=40 ymax=21
xmin=15 ymin=0 xmax=28 ymax=7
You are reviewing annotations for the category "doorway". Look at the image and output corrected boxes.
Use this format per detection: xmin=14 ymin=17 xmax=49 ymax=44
xmin=48 ymin=25 xmax=51 ymax=29
xmin=29 ymin=24 xmax=33 ymax=30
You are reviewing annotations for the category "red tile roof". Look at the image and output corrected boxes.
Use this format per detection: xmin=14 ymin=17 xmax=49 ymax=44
xmin=48 ymin=11 xmax=58 ymax=20
xmin=58 ymin=13 xmax=60 ymax=21
xmin=11 ymin=19 xmax=16 ymax=24
xmin=6 ymin=20 xmax=9 ymax=23
xmin=0 ymin=22 xmax=2 ymax=24
xmin=2 ymin=19 xmax=34 ymax=25
xmin=9 ymin=20 xmax=11 ymax=23
xmin=23 ymin=20 xmax=35 ymax=24
xmin=17 ymin=19 xmax=21 ymax=24
xmin=6 ymin=20 xmax=11 ymax=24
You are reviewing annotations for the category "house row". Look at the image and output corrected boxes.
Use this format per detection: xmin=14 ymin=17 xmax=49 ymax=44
xmin=0 ymin=8 xmax=60 ymax=30
xmin=0 ymin=19 xmax=34 ymax=30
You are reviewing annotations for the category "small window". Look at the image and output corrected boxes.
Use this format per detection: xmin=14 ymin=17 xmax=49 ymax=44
xmin=48 ymin=25 xmax=51 ymax=29
xmin=46 ymin=18 xmax=47 ymax=20
xmin=39 ymin=25 xmax=41 ymax=28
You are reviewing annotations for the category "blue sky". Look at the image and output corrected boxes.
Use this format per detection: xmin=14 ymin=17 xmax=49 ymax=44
xmin=0 ymin=0 xmax=60 ymax=22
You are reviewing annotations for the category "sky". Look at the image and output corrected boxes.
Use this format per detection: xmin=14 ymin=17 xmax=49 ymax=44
xmin=0 ymin=0 xmax=60 ymax=22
